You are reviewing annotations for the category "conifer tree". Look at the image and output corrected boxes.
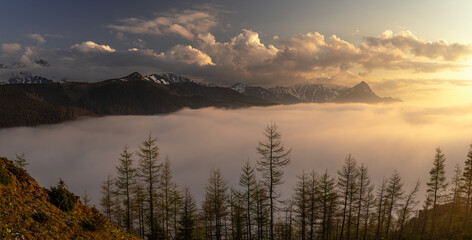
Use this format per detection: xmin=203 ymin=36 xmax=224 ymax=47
xmin=375 ymin=178 xmax=387 ymax=240
xmin=138 ymin=133 xmax=160 ymax=240
xmin=177 ymin=187 xmax=197 ymax=240
xmin=203 ymin=168 xmax=229 ymax=240
xmin=239 ymin=159 xmax=257 ymax=240
xmin=398 ymin=180 xmax=420 ymax=239
xmin=355 ymin=164 xmax=371 ymax=240
xmin=134 ymin=182 xmax=146 ymax=238
xmin=337 ymin=154 xmax=359 ymax=240
xmin=14 ymin=153 xmax=28 ymax=169
xmin=100 ymin=175 xmax=114 ymax=220
xmin=294 ymin=171 xmax=309 ymax=240
xmin=319 ymin=169 xmax=337 ymax=240
xmin=254 ymin=181 xmax=269 ymax=240
xmin=307 ymin=169 xmax=318 ymax=240
xmin=82 ymin=190 xmax=91 ymax=207
xmin=461 ymin=144 xmax=472 ymax=227
xmin=115 ymin=144 xmax=137 ymax=232
xmin=384 ymin=170 xmax=403 ymax=239
xmin=426 ymin=147 xmax=448 ymax=239
xmin=447 ymin=164 xmax=462 ymax=234
xmin=362 ymin=185 xmax=374 ymax=240
xmin=256 ymin=122 xmax=291 ymax=240
xmin=159 ymin=156 xmax=179 ymax=240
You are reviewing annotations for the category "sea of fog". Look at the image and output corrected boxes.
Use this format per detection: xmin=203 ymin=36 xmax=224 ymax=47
xmin=2 ymin=102 xmax=472 ymax=206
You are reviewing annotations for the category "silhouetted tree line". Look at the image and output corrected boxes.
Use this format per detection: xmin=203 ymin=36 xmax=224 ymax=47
xmin=100 ymin=123 xmax=472 ymax=240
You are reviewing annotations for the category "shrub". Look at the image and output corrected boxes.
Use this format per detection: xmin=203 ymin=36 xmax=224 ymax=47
xmin=47 ymin=179 xmax=76 ymax=212
xmin=0 ymin=164 xmax=10 ymax=186
xmin=80 ymin=207 xmax=107 ymax=231
xmin=6 ymin=163 xmax=28 ymax=182
xmin=32 ymin=212 xmax=49 ymax=223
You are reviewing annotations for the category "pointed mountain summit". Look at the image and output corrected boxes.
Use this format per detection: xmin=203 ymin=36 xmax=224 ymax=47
xmin=334 ymin=81 xmax=390 ymax=103
xmin=119 ymin=72 xmax=146 ymax=82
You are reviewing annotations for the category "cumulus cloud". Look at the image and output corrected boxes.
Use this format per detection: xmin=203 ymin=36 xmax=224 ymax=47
xmin=71 ymin=41 xmax=116 ymax=53
xmin=1 ymin=43 xmax=22 ymax=53
xmin=162 ymin=44 xmax=214 ymax=66
xmin=186 ymin=30 xmax=471 ymax=86
xmin=27 ymin=33 xmax=46 ymax=45
xmin=2 ymin=28 xmax=470 ymax=88
xmin=107 ymin=8 xmax=218 ymax=40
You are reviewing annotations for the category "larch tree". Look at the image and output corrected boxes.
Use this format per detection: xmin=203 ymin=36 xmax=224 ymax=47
xmin=100 ymin=174 xmax=114 ymax=220
xmin=256 ymin=122 xmax=291 ymax=240
xmin=426 ymin=147 xmax=448 ymax=240
xmin=294 ymin=170 xmax=309 ymax=240
xmin=307 ymin=169 xmax=318 ymax=240
xmin=134 ymin=182 xmax=146 ymax=239
xmin=138 ymin=133 xmax=160 ymax=240
xmin=159 ymin=156 xmax=178 ymax=240
xmin=239 ymin=159 xmax=257 ymax=240
xmin=398 ymin=180 xmax=420 ymax=239
xmin=82 ymin=190 xmax=91 ymax=207
xmin=177 ymin=187 xmax=198 ymax=240
xmin=447 ymin=164 xmax=462 ymax=234
xmin=461 ymin=144 xmax=472 ymax=227
xmin=115 ymin=144 xmax=137 ymax=232
xmin=337 ymin=154 xmax=359 ymax=240
xmin=384 ymin=170 xmax=403 ymax=239
xmin=203 ymin=168 xmax=229 ymax=240
xmin=355 ymin=164 xmax=371 ymax=240
xmin=254 ymin=181 xmax=269 ymax=240
xmin=319 ymin=169 xmax=337 ymax=240
xmin=375 ymin=178 xmax=387 ymax=240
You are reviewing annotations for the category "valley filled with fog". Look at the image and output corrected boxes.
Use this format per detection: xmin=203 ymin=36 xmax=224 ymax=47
xmin=1 ymin=102 xmax=472 ymax=206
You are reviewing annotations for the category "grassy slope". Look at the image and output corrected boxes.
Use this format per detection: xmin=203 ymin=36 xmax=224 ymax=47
xmin=0 ymin=157 xmax=140 ymax=239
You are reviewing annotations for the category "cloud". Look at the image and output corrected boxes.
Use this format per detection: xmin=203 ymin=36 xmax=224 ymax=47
xmin=161 ymin=44 xmax=214 ymax=66
xmin=1 ymin=43 xmax=22 ymax=53
xmin=0 ymin=103 xmax=471 ymax=205
xmin=27 ymin=33 xmax=46 ymax=45
xmin=107 ymin=8 xmax=218 ymax=40
xmin=71 ymin=41 xmax=116 ymax=53
xmin=2 ymin=29 xmax=470 ymax=88
xmin=364 ymin=30 xmax=472 ymax=61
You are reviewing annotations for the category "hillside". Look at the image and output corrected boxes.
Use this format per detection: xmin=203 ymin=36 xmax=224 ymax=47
xmin=0 ymin=157 xmax=140 ymax=239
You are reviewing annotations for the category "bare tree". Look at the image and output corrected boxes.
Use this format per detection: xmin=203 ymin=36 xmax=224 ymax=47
xmin=138 ymin=133 xmax=160 ymax=240
xmin=398 ymin=180 xmax=420 ymax=239
xmin=294 ymin=170 xmax=309 ymax=240
xmin=239 ymin=159 xmax=257 ymax=240
xmin=384 ymin=170 xmax=403 ymax=239
xmin=447 ymin=164 xmax=462 ymax=234
xmin=115 ymin=144 xmax=137 ymax=232
xmin=355 ymin=164 xmax=371 ymax=240
xmin=256 ymin=122 xmax=291 ymax=240
xmin=203 ymin=168 xmax=229 ymax=240
xmin=337 ymin=154 xmax=359 ymax=240
xmin=100 ymin=175 xmax=114 ymax=220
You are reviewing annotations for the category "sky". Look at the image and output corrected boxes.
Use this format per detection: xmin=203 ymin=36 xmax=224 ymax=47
xmin=1 ymin=0 xmax=472 ymax=102
xmin=2 ymin=103 xmax=472 ymax=206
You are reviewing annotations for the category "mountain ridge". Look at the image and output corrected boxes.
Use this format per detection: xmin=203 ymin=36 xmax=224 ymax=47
xmin=0 ymin=71 xmax=400 ymax=128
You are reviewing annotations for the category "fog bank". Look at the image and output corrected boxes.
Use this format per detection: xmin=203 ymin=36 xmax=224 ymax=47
xmin=1 ymin=102 xmax=472 ymax=206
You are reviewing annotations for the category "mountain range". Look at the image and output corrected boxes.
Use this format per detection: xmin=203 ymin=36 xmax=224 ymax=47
xmin=0 ymin=72 xmax=399 ymax=128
